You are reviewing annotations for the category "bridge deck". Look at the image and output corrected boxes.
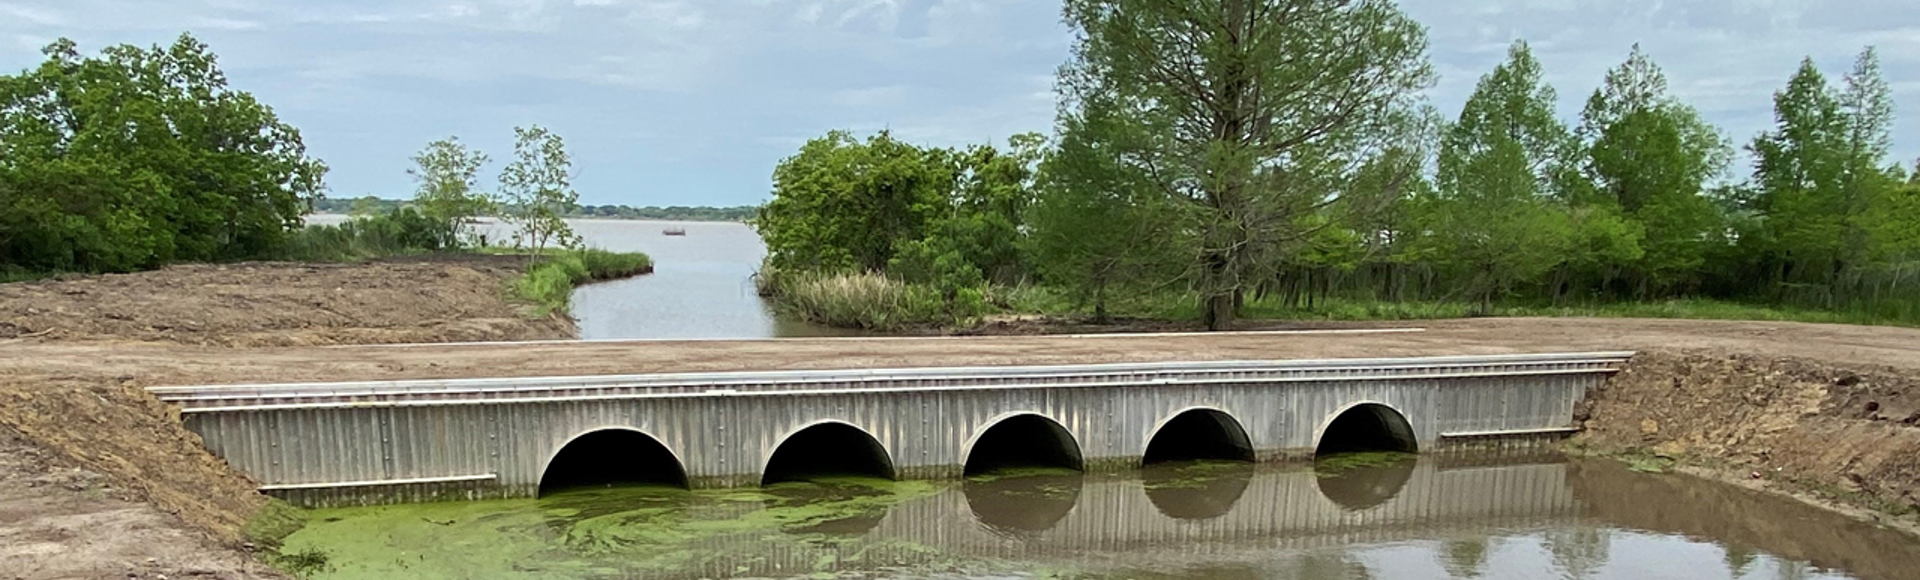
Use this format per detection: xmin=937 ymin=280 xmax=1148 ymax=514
xmin=10 ymin=319 xmax=1919 ymax=391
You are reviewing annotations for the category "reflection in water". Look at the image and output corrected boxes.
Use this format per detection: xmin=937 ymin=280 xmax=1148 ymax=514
xmin=1142 ymin=461 xmax=1254 ymax=520
xmin=759 ymin=478 xmax=894 ymax=536
xmin=282 ymin=454 xmax=1920 ymax=580
xmin=963 ymin=469 xmax=1085 ymax=536
xmin=1313 ymin=452 xmax=1416 ymax=511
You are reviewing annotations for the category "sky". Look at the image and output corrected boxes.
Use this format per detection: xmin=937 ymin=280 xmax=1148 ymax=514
xmin=3 ymin=1 xmax=1917 ymax=207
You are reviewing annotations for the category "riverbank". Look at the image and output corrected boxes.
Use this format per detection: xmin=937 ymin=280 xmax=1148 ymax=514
xmin=1571 ymin=350 xmax=1920 ymax=535
xmin=5 ymin=319 xmax=1920 ymax=577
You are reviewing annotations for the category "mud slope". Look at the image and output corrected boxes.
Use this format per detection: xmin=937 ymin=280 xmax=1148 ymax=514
xmin=0 ymin=423 xmax=285 ymax=580
xmin=0 ymin=256 xmax=572 ymax=346
xmin=0 ymin=377 xmax=268 ymax=542
xmin=1577 ymin=350 xmax=1920 ymax=518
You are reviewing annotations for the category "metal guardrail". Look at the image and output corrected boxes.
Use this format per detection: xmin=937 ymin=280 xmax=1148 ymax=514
xmin=149 ymin=352 xmax=1634 ymax=413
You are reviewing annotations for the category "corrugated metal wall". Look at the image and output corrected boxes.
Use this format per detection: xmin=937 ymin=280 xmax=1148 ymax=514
xmin=162 ymin=353 xmax=1626 ymax=506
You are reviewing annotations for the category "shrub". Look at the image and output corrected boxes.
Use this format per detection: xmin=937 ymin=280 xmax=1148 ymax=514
xmin=509 ymin=248 xmax=652 ymax=315
xmin=275 ymin=207 xmax=451 ymax=262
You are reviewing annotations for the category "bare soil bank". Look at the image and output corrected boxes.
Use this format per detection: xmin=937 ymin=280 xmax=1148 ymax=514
xmin=0 ymin=423 xmax=284 ymax=580
xmin=1576 ymin=350 xmax=1920 ymax=531
xmin=0 ymin=256 xmax=572 ymax=346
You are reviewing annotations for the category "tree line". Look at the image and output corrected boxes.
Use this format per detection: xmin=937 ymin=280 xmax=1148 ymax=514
xmin=312 ymin=198 xmax=756 ymax=223
xmin=0 ymin=34 xmax=600 ymax=276
xmin=0 ymin=35 xmax=326 ymax=274
xmin=757 ymin=1 xmax=1920 ymax=329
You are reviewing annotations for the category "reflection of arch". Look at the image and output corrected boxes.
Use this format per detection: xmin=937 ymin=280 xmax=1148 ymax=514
xmin=963 ymin=470 xmax=1085 ymax=536
xmin=962 ymin=413 xmax=1084 ymax=476
xmin=1142 ymin=461 xmax=1255 ymax=520
xmin=761 ymin=478 xmax=893 ymax=536
xmin=1142 ymin=407 xmax=1256 ymax=465
xmin=1315 ymin=453 xmax=1417 ymax=511
xmin=1313 ymin=401 xmax=1418 ymax=456
xmin=761 ymin=420 xmax=896 ymax=485
xmin=539 ymin=427 xmax=688 ymax=496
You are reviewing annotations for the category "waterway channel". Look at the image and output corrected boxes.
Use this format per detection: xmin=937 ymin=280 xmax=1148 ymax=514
xmin=304 ymin=215 xmax=851 ymax=339
xmin=280 ymin=453 xmax=1920 ymax=580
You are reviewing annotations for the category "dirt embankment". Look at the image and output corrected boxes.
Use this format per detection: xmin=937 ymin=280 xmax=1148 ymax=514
xmin=1576 ymin=350 xmax=1920 ymax=529
xmin=1 ymin=256 xmax=572 ymax=579
xmin=0 ymin=422 xmax=284 ymax=579
xmin=0 ymin=256 xmax=572 ymax=346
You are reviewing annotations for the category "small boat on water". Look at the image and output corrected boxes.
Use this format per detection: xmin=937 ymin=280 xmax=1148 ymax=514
xmin=662 ymin=227 xmax=687 ymax=236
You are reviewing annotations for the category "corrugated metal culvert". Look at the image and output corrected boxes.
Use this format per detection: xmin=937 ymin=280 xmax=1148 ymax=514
xmin=149 ymin=352 xmax=1631 ymax=507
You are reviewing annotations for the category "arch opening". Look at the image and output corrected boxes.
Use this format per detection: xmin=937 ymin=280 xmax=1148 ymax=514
xmin=761 ymin=422 xmax=895 ymax=485
xmin=1315 ymin=403 xmax=1418 ymax=457
xmin=539 ymin=429 xmax=688 ymax=496
xmin=963 ymin=414 xmax=1084 ymax=476
xmin=1143 ymin=408 xmax=1255 ymax=465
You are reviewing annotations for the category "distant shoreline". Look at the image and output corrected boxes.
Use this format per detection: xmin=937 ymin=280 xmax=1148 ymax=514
xmin=304 ymin=211 xmax=751 ymax=224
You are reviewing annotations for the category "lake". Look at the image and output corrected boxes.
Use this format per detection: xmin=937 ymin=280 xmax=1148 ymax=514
xmin=305 ymin=215 xmax=853 ymax=340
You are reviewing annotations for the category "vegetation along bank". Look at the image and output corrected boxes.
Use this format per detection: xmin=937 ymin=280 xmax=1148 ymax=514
xmin=753 ymin=8 xmax=1920 ymax=332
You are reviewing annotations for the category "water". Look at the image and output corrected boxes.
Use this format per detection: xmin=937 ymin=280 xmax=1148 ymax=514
xmin=279 ymin=454 xmax=1920 ymax=580
xmin=304 ymin=215 xmax=851 ymax=339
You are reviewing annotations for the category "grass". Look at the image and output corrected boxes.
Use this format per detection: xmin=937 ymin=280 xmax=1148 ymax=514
xmin=508 ymin=248 xmax=653 ymax=315
xmin=0 ymin=266 xmax=54 ymax=283
xmin=761 ymin=270 xmax=952 ymax=331
xmin=1007 ymin=289 xmax=1920 ymax=330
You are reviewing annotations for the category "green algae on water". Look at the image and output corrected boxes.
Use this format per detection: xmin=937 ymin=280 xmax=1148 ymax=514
xmin=1313 ymin=451 xmax=1416 ymax=477
xmin=277 ymin=478 xmax=952 ymax=580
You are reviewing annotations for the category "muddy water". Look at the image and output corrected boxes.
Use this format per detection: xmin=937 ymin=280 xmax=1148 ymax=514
xmin=280 ymin=454 xmax=1920 ymax=580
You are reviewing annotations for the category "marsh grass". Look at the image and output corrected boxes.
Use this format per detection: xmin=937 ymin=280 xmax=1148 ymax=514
xmin=763 ymin=271 xmax=951 ymax=331
xmin=509 ymin=248 xmax=654 ymax=315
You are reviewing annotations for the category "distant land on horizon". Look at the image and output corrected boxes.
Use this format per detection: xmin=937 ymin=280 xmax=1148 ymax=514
xmin=310 ymin=197 xmax=757 ymax=222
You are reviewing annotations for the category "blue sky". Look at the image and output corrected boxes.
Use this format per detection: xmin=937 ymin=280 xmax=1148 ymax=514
xmin=3 ymin=0 xmax=1916 ymax=207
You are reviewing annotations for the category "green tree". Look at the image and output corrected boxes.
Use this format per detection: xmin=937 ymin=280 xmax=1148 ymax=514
xmin=1058 ymin=0 xmax=1434 ymax=330
xmin=1026 ymin=97 xmax=1183 ymax=321
xmin=0 ymin=34 xmax=325 ymax=272
xmin=408 ymin=137 xmax=494 ymax=249
xmin=1745 ymin=50 xmax=1905 ymax=304
xmin=498 ymin=125 xmax=581 ymax=254
xmin=1578 ymin=45 xmax=1731 ymax=296
xmin=1423 ymin=41 xmax=1577 ymax=312
xmin=756 ymin=131 xmax=952 ymax=273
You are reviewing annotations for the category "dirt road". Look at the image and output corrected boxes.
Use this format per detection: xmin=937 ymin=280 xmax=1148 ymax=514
xmin=4 ymin=317 xmax=1918 ymax=387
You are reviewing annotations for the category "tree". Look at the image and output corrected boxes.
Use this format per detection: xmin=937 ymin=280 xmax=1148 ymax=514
xmin=1746 ymin=50 xmax=1897 ymax=302
xmin=0 ymin=34 xmax=326 ymax=272
xmin=408 ymin=137 xmax=494 ymax=249
xmin=1578 ymin=45 xmax=1731 ymax=296
xmin=498 ymin=125 xmax=581 ymax=254
xmin=1422 ymin=41 xmax=1578 ymax=312
xmin=1058 ymin=0 xmax=1434 ymax=330
xmin=756 ymin=131 xmax=953 ymax=274
xmin=1026 ymin=97 xmax=1183 ymax=321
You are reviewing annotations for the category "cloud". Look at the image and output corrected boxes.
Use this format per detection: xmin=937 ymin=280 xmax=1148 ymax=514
xmin=1 ymin=0 xmax=1915 ymax=205
xmin=0 ymin=3 xmax=62 ymax=26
